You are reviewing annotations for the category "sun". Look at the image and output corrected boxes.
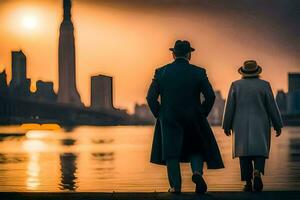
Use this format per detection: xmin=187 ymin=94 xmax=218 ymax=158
xmin=22 ymin=15 xmax=38 ymax=30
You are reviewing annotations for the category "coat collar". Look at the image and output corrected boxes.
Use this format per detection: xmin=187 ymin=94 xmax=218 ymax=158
xmin=174 ymin=57 xmax=190 ymax=64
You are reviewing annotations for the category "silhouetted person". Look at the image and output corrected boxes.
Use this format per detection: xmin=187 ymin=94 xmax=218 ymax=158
xmin=147 ymin=40 xmax=224 ymax=194
xmin=222 ymin=60 xmax=283 ymax=192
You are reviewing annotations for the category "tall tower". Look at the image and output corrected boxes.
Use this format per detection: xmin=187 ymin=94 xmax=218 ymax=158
xmin=57 ymin=0 xmax=82 ymax=106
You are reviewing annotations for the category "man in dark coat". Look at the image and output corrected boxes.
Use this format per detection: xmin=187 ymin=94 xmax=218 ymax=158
xmin=146 ymin=40 xmax=224 ymax=194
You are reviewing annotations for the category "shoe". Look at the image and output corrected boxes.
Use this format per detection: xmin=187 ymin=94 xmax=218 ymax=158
xmin=243 ymin=181 xmax=252 ymax=192
xmin=168 ymin=187 xmax=181 ymax=194
xmin=192 ymin=173 xmax=207 ymax=194
xmin=253 ymin=176 xmax=263 ymax=192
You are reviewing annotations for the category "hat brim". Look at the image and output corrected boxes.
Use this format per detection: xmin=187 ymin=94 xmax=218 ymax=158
xmin=238 ymin=66 xmax=262 ymax=77
xmin=169 ymin=47 xmax=195 ymax=52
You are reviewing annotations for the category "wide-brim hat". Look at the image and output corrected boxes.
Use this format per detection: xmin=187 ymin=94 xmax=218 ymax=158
xmin=238 ymin=60 xmax=262 ymax=77
xmin=169 ymin=40 xmax=195 ymax=54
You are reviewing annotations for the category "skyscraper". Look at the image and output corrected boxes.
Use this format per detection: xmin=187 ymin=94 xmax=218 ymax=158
xmin=91 ymin=75 xmax=114 ymax=110
xmin=9 ymin=50 xmax=31 ymax=98
xmin=288 ymin=73 xmax=300 ymax=92
xmin=11 ymin=50 xmax=26 ymax=85
xmin=0 ymin=70 xmax=8 ymax=96
xmin=287 ymin=73 xmax=300 ymax=114
xmin=57 ymin=0 xmax=82 ymax=106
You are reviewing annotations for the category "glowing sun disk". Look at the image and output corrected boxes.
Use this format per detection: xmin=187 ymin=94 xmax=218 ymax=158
xmin=22 ymin=15 xmax=38 ymax=30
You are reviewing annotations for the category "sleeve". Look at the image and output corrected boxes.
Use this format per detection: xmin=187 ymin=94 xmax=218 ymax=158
xmin=200 ymin=69 xmax=216 ymax=117
xmin=222 ymin=83 xmax=236 ymax=131
xmin=146 ymin=69 xmax=161 ymax=118
xmin=265 ymin=83 xmax=283 ymax=131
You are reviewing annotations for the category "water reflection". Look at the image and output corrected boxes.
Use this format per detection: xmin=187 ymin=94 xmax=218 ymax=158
xmin=62 ymin=125 xmax=76 ymax=132
xmin=59 ymin=153 xmax=78 ymax=191
xmin=288 ymin=135 xmax=300 ymax=183
xmin=22 ymin=140 xmax=47 ymax=152
xmin=289 ymin=138 xmax=300 ymax=162
xmin=92 ymin=139 xmax=114 ymax=144
xmin=0 ymin=126 xmax=299 ymax=192
xmin=0 ymin=133 xmax=25 ymax=142
xmin=26 ymin=153 xmax=40 ymax=190
xmin=26 ymin=130 xmax=53 ymax=140
xmin=60 ymin=137 xmax=78 ymax=191
xmin=0 ymin=153 xmax=26 ymax=164
xmin=91 ymin=152 xmax=115 ymax=180
xmin=92 ymin=152 xmax=114 ymax=161
xmin=61 ymin=138 xmax=76 ymax=146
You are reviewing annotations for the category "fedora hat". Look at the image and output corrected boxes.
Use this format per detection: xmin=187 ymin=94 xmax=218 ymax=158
xmin=238 ymin=60 xmax=262 ymax=77
xmin=169 ymin=40 xmax=195 ymax=54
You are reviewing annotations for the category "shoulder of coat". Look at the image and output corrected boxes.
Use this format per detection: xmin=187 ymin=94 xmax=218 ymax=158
xmin=232 ymin=79 xmax=243 ymax=85
xmin=233 ymin=78 xmax=270 ymax=87
xmin=155 ymin=64 xmax=168 ymax=73
xmin=251 ymin=78 xmax=271 ymax=87
xmin=189 ymin=64 xmax=206 ymax=74
xmin=258 ymin=79 xmax=270 ymax=85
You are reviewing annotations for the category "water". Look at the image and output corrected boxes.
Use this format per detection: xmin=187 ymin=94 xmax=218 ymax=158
xmin=0 ymin=125 xmax=299 ymax=192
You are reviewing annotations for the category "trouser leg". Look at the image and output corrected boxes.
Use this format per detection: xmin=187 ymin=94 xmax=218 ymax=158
xmin=239 ymin=157 xmax=253 ymax=181
xmin=253 ymin=157 xmax=266 ymax=175
xmin=166 ymin=158 xmax=181 ymax=190
xmin=190 ymin=154 xmax=204 ymax=175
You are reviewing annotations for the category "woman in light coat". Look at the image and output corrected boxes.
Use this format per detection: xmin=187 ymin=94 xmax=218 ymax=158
xmin=222 ymin=60 xmax=283 ymax=192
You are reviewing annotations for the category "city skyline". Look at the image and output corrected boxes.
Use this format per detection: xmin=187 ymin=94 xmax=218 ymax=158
xmin=0 ymin=0 xmax=299 ymax=112
xmin=0 ymin=0 xmax=140 ymax=126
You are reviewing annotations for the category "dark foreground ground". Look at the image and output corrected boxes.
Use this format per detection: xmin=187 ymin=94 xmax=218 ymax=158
xmin=1 ymin=192 xmax=300 ymax=200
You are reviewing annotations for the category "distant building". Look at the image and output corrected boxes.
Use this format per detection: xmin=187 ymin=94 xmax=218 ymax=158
xmin=276 ymin=90 xmax=287 ymax=114
xmin=287 ymin=73 xmax=300 ymax=114
xmin=0 ymin=70 xmax=8 ymax=96
xmin=91 ymin=75 xmax=114 ymax=110
xmin=289 ymin=73 xmax=300 ymax=92
xmin=33 ymin=80 xmax=57 ymax=103
xmin=134 ymin=103 xmax=154 ymax=123
xmin=9 ymin=50 xmax=31 ymax=98
xmin=208 ymin=90 xmax=225 ymax=125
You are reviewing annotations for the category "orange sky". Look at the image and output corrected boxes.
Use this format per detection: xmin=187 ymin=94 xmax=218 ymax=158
xmin=0 ymin=0 xmax=299 ymax=113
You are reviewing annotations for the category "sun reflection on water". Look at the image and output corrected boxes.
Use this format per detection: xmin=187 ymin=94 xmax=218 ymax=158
xmin=22 ymin=140 xmax=47 ymax=152
xmin=26 ymin=130 xmax=54 ymax=140
xmin=26 ymin=153 xmax=40 ymax=190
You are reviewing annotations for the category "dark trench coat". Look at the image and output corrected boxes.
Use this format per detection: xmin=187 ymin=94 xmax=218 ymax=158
xmin=146 ymin=58 xmax=224 ymax=169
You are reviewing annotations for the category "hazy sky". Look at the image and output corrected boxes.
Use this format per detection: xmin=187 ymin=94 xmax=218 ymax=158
xmin=0 ymin=0 xmax=299 ymax=112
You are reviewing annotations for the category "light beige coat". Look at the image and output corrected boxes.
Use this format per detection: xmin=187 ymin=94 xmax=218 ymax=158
xmin=222 ymin=78 xmax=283 ymax=158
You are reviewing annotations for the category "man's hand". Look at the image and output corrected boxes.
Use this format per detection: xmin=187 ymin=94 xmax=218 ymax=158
xmin=224 ymin=129 xmax=232 ymax=136
xmin=276 ymin=129 xmax=282 ymax=137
